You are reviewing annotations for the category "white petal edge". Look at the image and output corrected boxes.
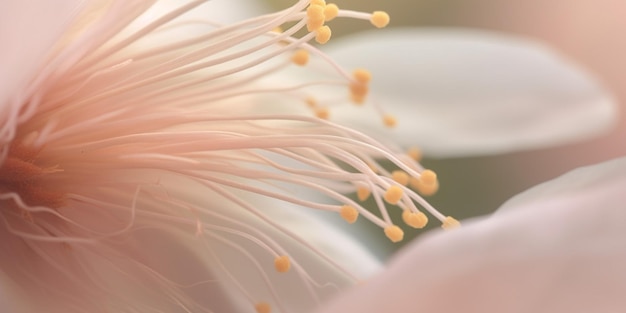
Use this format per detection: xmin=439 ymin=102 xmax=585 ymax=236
xmin=317 ymin=156 xmax=626 ymax=313
xmin=325 ymin=28 xmax=617 ymax=157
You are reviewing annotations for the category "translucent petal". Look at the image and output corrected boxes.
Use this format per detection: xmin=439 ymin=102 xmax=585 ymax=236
xmin=317 ymin=157 xmax=626 ymax=313
xmin=326 ymin=28 xmax=617 ymax=157
xmin=0 ymin=0 xmax=86 ymax=110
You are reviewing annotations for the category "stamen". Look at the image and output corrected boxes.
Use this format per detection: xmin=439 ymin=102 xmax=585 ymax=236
xmin=324 ymin=3 xmax=339 ymax=21
xmin=356 ymin=187 xmax=371 ymax=202
xmin=420 ymin=169 xmax=437 ymax=185
xmin=370 ymin=11 xmax=390 ymax=28
xmin=384 ymin=225 xmax=404 ymax=243
xmin=255 ymin=302 xmax=272 ymax=313
xmin=383 ymin=114 xmax=397 ymax=128
xmin=339 ymin=205 xmax=359 ymax=224
xmin=315 ymin=25 xmax=332 ymax=44
xmin=442 ymin=216 xmax=461 ymax=230
xmin=383 ymin=185 xmax=403 ymax=205
xmin=402 ymin=210 xmax=428 ymax=229
xmin=410 ymin=169 xmax=440 ymax=196
xmin=291 ymin=49 xmax=310 ymax=66
xmin=407 ymin=146 xmax=422 ymax=162
xmin=352 ymin=69 xmax=372 ymax=84
xmin=274 ymin=255 xmax=291 ymax=273
xmin=391 ymin=170 xmax=409 ymax=186
xmin=314 ymin=107 xmax=330 ymax=119
xmin=306 ymin=5 xmax=326 ymax=31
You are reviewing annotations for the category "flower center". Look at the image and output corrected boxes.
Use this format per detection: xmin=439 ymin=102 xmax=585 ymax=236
xmin=0 ymin=141 xmax=64 ymax=214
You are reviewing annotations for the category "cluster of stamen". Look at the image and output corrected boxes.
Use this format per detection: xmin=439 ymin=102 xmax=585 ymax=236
xmin=0 ymin=1 xmax=459 ymax=313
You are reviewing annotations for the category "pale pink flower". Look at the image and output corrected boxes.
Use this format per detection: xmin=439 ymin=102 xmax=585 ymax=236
xmin=0 ymin=1 xmax=615 ymax=313
xmin=318 ymin=156 xmax=626 ymax=313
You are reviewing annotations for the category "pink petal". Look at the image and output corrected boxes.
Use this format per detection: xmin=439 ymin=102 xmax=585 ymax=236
xmin=318 ymin=157 xmax=626 ymax=313
xmin=0 ymin=0 xmax=87 ymax=110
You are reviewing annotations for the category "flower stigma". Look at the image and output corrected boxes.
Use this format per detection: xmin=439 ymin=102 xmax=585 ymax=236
xmin=0 ymin=1 xmax=458 ymax=312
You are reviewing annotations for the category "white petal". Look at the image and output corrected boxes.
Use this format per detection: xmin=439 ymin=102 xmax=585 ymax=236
xmin=326 ymin=28 xmax=617 ymax=157
xmin=0 ymin=0 xmax=86 ymax=109
xmin=317 ymin=157 xmax=626 ymax=313
xmin=204 ymin=195 xmax=382 ymax=312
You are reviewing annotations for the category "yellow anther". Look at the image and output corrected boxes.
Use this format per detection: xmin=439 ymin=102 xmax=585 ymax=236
xmin=356 ymin=187 xmax=371 ymax=201
xmin=314 ymin=107 xmax=330 ymax=119
xmin=353 ymin=68 xmax=372 ymax=84
xmin=272 ymin=26 xmax=283 ymax=33
xmin=255 ymin=302 xmax=272 ymax=313
xmin=420 ymin=169 xmax=437 ymax=185
xmin=384 ymin=225 xmax=404 ymax=243
xmin=370 ymin=11 xmax=390 ymax=28
xmin=407 ymin=146 xmax=422 ymax=162
xmin=391 ymin=170 xmax=409 ymax=186
xmin=274 ymin=255 xmax=291 ymax=273
xmin=291 ymin=49 xmax=309 ymax=66
xmin=441 ymin=216 xmax=461 ymax=230
xmin=324 ymin=3 xmax=339 ymax=21
xmin=383 ymin=114 xmax=397 ymax=128
xmin=310 ymin=0 xmax=326 ymax=5
xmin=305 ymin=97 xmax=317 ymax=108
xmin=349 ymin=82 xmax=368 ymax=104
xmin=410 ymin=177 xmax=439 ymax=196
xmin=340 ymin=205 xmax=359 ymax=224
xmin=384 ymin=185 xmax=403 ymax=205
xmin=402 ymin=210 xmax=428 ymax=229
xmin=307 ymin=5 xmax=326 ymax=31
xmin=315 ymin=25 xmax=332 ymax=44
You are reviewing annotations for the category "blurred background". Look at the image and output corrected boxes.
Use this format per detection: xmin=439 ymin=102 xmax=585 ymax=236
xmin=267 ymin=0 xmax=626 ymax=255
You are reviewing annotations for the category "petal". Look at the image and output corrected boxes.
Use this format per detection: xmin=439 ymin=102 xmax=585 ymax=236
xmin=326 ymin=28 xmax=617 ymax=157
xmin=0 ymin=0 xmax=86 ymax=109
xmin=190 ymin=193 xmax=382 ymax=312
xmin=317 ymin=157 xmax=626 ymax=313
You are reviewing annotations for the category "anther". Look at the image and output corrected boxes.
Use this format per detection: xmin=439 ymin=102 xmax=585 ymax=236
xmin=407 ymin=146 xmax=422 ymax=162
xmin=370 ymin=11 xmax=390 ymax=28
xmin=274 ymin=255 xmax=291 ymax=273
xmin=255 ymin=302 xmax=272 ymax=313
xmin=315 ymin=25 xmax=332 ymax=44
xmin=310 ymin=0 xmax=326 ymax=5
xmin=410 ymin=177 xmax=439 ymax=196
xmin=291 ymin=49 xmax=310 ymax=66
xmin=353 ymin=69 xmax=372 ymax=84
xmin=402 ymin=210 xmax=428 ymax=229
xmin=384 ymin=225 xmax=404 ymax=243
xmin=307 ymin=5 xmax=326 ymax=31
xmin=420 ymin=169 xmax=437 ymax=185
xmin=391 ymin=170 xmax=409 ymax=186
xmin=356 ymin=187 xmax=371 ymax=201
xmin=349 ymin=82 xmax=368 ymax=104
xmin=383 ymin=114 xmax=397 ymax=128
xmin=441 ymin=216 xmax=461 ymax=230
xmin=314 ymin=107 xmax=330 ymax=119
xmin=384 ymin=185 xmax=403 ymax=205
xmin=305 ymin=97 xmax=317 ymax=108
xmin=324 ymin=3 xmax=339 ymax=21
xmin=340 ymin=205 xmax=359 ymax=224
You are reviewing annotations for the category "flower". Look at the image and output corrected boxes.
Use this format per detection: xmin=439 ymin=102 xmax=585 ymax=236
xmin=317 ymin=156 xmax=626 ymax=313
xmin=0 ymin=0 xmax=616 ymax=313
